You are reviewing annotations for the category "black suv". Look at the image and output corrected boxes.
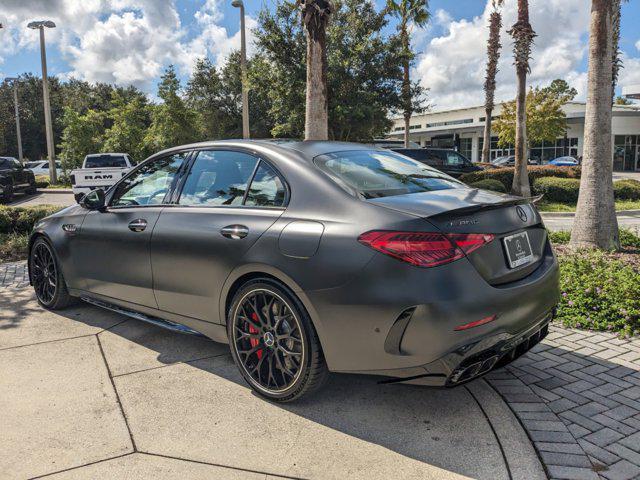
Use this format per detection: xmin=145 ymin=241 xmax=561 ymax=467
xmin=391 ymin=148 xmax=483 ymax=178
xmin=0 ymin=157 xmax=37 ymax=203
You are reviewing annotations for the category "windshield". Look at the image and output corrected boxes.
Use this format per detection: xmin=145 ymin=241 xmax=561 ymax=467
xmin=85 ymin=155 xmax=127 ymax=168
xmin=315 ymin=150 xmax=465 ymax=199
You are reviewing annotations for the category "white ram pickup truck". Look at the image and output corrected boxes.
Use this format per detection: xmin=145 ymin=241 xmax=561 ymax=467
xmin=71 ymin=153 xmax=134 ymax=203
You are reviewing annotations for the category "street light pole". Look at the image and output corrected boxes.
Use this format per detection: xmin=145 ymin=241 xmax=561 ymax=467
xmin=28 ymin=21 xmax=57 ymax=184
xmin=6 ymin=78 xmax=23 ymax=162
xmin=232 ymin=0 xmax=250 ymax=139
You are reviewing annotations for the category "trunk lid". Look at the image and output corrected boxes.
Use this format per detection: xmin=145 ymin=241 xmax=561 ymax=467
xmin=369 ymin=188 xmax=549 ymax=285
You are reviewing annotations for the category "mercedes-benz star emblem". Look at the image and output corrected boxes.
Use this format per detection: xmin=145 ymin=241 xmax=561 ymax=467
xmin=263 ymin=331 xmax=275 ymax=347
xmin=516 ymin=206 xmax=528 ymax=222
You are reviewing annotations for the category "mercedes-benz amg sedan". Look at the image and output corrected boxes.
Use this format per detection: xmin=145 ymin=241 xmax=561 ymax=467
xmin=29 ymin=140 xmax=559 ymax=402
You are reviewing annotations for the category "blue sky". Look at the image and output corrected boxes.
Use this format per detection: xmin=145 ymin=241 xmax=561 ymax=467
xmin=1 ymin=0 xmax=639 ymax=109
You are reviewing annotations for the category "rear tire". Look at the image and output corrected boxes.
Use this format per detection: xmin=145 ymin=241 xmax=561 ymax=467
xmin=1 ymin=185 xmax=13 ymax=204
xmin=29 ymin=238 xmax=76 ymax=310
xmin=227 ymin=278 xmax=328 ymax=402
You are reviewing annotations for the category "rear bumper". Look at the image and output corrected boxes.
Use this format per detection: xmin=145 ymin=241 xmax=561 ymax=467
xmin=306 ymin=240 xmax=560 ymax=378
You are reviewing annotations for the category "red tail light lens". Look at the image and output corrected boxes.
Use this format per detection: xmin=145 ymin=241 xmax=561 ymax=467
xmin=357 ymin=231 xmax=494 ymax=268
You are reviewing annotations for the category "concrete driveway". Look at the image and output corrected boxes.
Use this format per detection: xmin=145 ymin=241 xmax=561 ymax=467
xmin=0 ymin=287 xmax=544 ymax=480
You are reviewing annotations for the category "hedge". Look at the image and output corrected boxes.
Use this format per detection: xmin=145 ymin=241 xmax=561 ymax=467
xmin=0 ymin=205 xmax=62 ymax=234
xmin=532 ymin=177 xmax=580 ymax=203
xmin=614 ymin=179 xmax=640 ymax=201
xmin=469 ymin=179 xmax=507 ymax=193
xmin=460 ymin=165 xmax=581 ymax=190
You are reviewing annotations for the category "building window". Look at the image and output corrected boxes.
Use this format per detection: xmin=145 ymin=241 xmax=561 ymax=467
xmin=478 ymin=136 xmax=515 ymax=160
xmin=426 ymin=118 xmax=473 ymax=128
xmin=393 ymin=126 xmax=403 ymax=132
xmin=459 ymin=138 xmax=473 ymax=160
xmin=530 ymin=138 xmax=578 ymax=164
xmin=409 ymin=124 xmax=422 ymax=130
xmin=614 ymin=135 xmax=638 ymax=172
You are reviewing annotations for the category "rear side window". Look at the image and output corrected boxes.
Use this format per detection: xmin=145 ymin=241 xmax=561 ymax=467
xmin=85 ymin=155 xmax=127 ymax=168
xmin=179 ymin=150 xmax=258 ymax=206
xmin=315 ymin=150 xmax=463 ymax=199
xmin=245 ymin=162 xmax=286 ymax=207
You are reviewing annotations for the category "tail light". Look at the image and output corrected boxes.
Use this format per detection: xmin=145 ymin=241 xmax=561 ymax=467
xmin=357 ymin=231 xmax=494 ymax=268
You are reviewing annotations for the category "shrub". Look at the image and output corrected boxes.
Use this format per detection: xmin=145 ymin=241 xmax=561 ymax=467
xmin=532 ymin=177 xmax=580 ymax=203
xmin=460 ymin=165 xmax=581 ymax=190
xmin=557 ymin=250 xmax=640 ymax=337
xmin=547 ymin=229 xmax=640 ymax=248
xmin=0 ymin=233 xmax=29 ymax=262
xmin=614 ymin=179 xmax=640 ymax=201
xmin=34 ymin=175 xmax=50 ymax=189
xmin=469 ymin=179 xmax=506 ymax=193
xmin=0 ymin=205 xmax=62 ymax=234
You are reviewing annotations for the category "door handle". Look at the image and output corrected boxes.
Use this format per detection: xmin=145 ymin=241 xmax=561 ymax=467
xmin=221 ymin=225 xmax=249 ymax=240
xmin=128 ymin=219 xmax=147 ymax=232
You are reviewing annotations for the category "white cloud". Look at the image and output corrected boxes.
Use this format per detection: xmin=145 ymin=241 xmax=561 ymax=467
xmin=636 ymin=40 xmax=640 ymax=51
xmin=0 ymin=0 xmax=255 ymax=93
xmin=414 ymin=0 xmax=592 ymax=110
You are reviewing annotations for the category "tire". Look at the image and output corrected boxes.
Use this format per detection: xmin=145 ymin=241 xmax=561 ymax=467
xmin=26 ymin=183 xmax=37 ymax=195
xmin=29 ymin=237 xmax=76 ymax=310
xmin=227 ymin=278 xmax=328 ymax=402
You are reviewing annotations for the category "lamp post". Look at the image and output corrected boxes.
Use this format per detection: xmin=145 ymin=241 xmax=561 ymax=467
xmin=232 ymin=0 xmax=250 ymax=139
xmin=28 ymin=20 xmax=57 ymax=184
xmin=6 ymin=78 xmax=23 ymax=163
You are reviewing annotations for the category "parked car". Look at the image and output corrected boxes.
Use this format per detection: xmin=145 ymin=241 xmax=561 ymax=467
xmin=372 ymin=139 xmax=422 ymax=149
xmin=0 ymin=156 xmax=36 ymax=203
xmin=71 ymin=153 xmax=134 ymax=203
xmin=548 ymin=156 xmax=579 ymax=167
xmin=491 ymin=155 xmax=538 ymax=166
xmin=29 ymin=140 xmax=559 ymax=402
xmin=24 ymin=160 xmax=63 ymax=178
xmin=392 ymin=147 xmax=483 ymax=178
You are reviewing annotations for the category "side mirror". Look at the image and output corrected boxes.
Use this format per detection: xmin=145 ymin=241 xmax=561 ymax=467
xmin=81 ymin=189 xmax=106 ymax=210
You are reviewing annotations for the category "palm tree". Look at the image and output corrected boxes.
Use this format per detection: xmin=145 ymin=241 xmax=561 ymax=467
xmin=299 ymin=0 xmax=334 ymax=140
xmin=570 ymin=0 xmax=619 ymax=249
xmin=386 ymin=0 xmax=430 ymax=148
xmin=509 ymin=0 xmax=536 ymax=197
xmin=482 ymin=0 xmax=504 ymax=163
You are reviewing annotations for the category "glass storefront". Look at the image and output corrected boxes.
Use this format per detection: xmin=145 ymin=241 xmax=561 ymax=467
xmin=478 ymin=137 xmax=578 ymax=164
xmin=459 ymin=138 xmax=473 ymax=160
xmin=614 ymin=136 xmax=639 ymax=171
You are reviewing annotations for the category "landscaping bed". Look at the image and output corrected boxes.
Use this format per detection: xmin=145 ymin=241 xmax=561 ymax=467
xmin=0 ymin=205 xmax=62 ymax=262
xmin=549 ymin=229 xmax=640 ymax=337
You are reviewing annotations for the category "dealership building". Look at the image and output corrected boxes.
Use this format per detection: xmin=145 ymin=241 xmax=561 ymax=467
xmin=387 ymin=95 xmax=640 ymax=172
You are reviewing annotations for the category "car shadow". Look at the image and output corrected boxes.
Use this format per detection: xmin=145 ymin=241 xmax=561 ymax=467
xmin=29 ymin=300 xmax=511 ymax=479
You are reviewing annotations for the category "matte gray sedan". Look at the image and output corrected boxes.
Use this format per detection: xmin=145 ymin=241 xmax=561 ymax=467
xmin=29 ymin=140 xmax=559 ymax=402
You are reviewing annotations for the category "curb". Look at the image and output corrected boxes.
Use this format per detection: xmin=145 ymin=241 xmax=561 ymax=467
xmin=540 ymin=209 xmax=640 ymax=218
xmin=36 ymin=188 xmax=73 ymax=194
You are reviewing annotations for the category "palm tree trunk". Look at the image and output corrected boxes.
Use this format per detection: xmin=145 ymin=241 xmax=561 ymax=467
xmin=402 ymin=30 xmax=411 ymax=148
xmin=570 ymin=0 xmax=619 ymax=249
xmin=510 ymin=0 xmax=534 ymax=197
xmin=512 ymin=68 xmax=530 ymax=196
xmin=482 ymin=108 xmax=493 ymax=163
xmin=301 ymin=0 xmax=332 ymax=141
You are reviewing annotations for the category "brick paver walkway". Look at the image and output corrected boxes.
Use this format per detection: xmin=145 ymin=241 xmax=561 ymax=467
xmin=0 ymin=260 xmax=29 ymax=289
xmin=488 ymin=325 xmax=640 ymax=480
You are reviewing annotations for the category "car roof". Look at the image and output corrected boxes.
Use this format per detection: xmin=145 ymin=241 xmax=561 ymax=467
xmin=149 ymin=139 xmax=384 ymax=161
xmin=86 ymin=152 xmax=128 ymax=157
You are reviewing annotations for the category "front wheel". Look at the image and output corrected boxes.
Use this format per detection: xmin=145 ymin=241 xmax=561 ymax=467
xmin=30 ymin=238 xmax=76 ymax=309
xmin=227 ymin=279 xmax=328 ymax=402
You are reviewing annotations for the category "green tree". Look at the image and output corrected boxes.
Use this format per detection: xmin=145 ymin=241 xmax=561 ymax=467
xmin=256 ymin=0 xmax=408 ymax=141
xmin=58 ymin=107 xmax=105 ymax=171
xmin=386 ymin=0 xmax=430 ymax=148
xmin=102 ymin=92 xmax=152 ymax=162
xmin=143 ymin=65 xmax=199 ymax=152
xmin=494 ymin=79 xmax=577 ymax=152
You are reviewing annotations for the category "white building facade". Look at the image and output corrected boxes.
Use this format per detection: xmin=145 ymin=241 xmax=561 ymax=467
xmin=387 ymin=102 xmax=640 ymax=172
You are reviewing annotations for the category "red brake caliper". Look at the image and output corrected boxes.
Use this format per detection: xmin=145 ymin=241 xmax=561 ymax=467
xmin=249 ymin=312 xmax=263 ymax=360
